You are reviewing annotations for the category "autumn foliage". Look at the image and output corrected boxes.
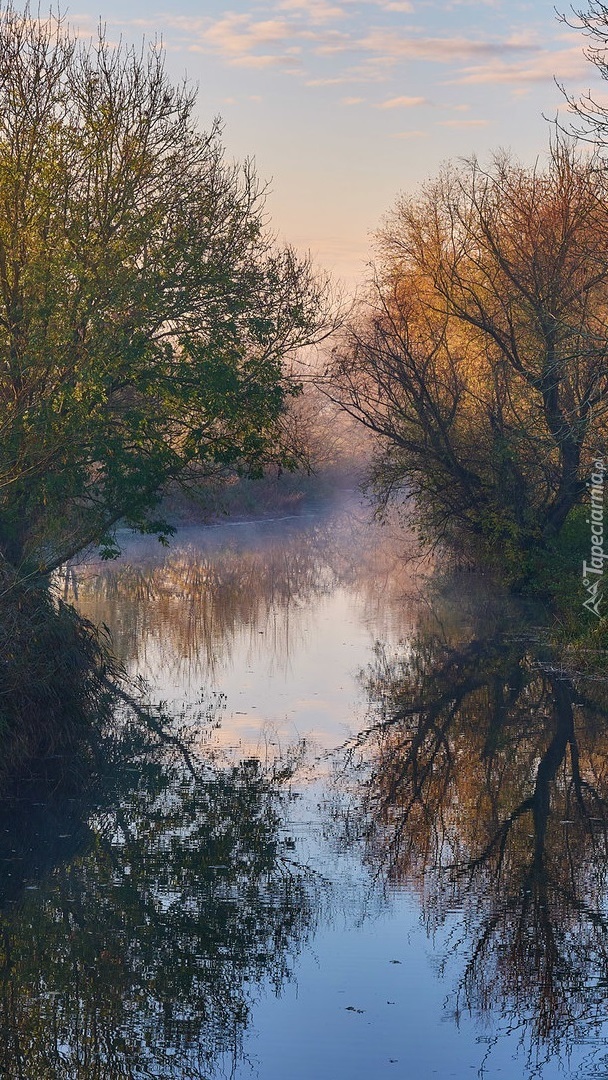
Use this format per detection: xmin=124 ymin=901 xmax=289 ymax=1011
xmin=329 ymin=144 xmax=608 ymax=579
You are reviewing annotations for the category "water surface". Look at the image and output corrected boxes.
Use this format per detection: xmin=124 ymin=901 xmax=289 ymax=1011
xmin=3 ymin=504 xmax=608 ymax=1078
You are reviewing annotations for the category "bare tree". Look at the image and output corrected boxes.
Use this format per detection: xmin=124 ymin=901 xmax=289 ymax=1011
xmin=559 ymin=1 xmax=608 ymax=143
xmin=326 ymin=143 xmax=608 ymax=573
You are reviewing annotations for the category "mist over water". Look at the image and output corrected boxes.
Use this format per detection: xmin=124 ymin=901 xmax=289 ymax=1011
xmin=63 ymin=499 xmax=421 ymax=751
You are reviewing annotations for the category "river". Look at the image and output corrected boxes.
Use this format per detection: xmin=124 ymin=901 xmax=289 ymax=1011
xmin=2 ymin=500 xmax=608 ymax=1079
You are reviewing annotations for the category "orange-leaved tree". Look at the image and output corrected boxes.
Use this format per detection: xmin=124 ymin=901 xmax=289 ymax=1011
xmin=327 ymin=143 xmax=608 ymax=578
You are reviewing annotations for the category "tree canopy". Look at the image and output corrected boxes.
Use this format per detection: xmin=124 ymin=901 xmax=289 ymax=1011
xmin=0 ymin=6 xmax=332 ymax=579
xmin=327 ymin=143 xmax=608 ymax=577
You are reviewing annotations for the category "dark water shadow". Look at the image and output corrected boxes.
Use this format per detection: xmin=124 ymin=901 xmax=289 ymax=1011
xmin=0 ymin=692 xmax=319 ymax=1079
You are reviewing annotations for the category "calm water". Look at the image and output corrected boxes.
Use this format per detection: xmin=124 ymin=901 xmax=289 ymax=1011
xmin=3 ymin=503 xmax=608 ymax=1078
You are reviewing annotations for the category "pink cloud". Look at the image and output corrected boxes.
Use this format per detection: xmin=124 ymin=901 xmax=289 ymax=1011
xmin=377 ymin=94 xmax=428 ymax=108
xmin=277 ymin=0 xmax=346 ymax=23
xmin=358 ymin=30 xmax=541 ymax=63
xmin=436 ymin=118 xmax=489 ymax=127
xmin=454 ymin=44 xmax=589 ymax=85
xmin=204 ymin=15 xmax=292 ymax=56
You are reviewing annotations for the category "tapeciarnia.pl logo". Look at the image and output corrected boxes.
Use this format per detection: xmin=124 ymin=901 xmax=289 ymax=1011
xmin=582 ymin=455 xmax=606 ymax=618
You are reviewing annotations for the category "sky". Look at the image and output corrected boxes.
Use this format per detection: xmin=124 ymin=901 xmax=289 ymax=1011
xmin=63 ymin=0 xmax=607 ymax=289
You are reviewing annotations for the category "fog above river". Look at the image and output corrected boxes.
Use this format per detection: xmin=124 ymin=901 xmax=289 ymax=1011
xmin=59 ymin=501 xmax=426 ymax=751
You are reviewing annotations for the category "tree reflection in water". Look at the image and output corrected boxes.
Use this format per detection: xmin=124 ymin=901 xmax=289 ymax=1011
xmin=61 ymin=509 xmax=420 ymax=681
xmin=342 ymin=589 xmax=608 ymax=1072
xmin=0 ymin=703 xmax=317 ymax=1079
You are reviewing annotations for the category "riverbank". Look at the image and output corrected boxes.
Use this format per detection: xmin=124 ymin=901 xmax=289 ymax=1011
xmin=158 ymin=463 xmax=367 ymax=527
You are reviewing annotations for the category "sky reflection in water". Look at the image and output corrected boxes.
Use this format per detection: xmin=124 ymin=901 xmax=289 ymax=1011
xmin=8 ymin=505 xmax=608 ymax=1078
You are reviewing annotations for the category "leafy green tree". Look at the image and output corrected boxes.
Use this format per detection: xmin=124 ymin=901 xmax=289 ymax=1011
xmin=0 ymin=6 xmax=331 ymax=579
